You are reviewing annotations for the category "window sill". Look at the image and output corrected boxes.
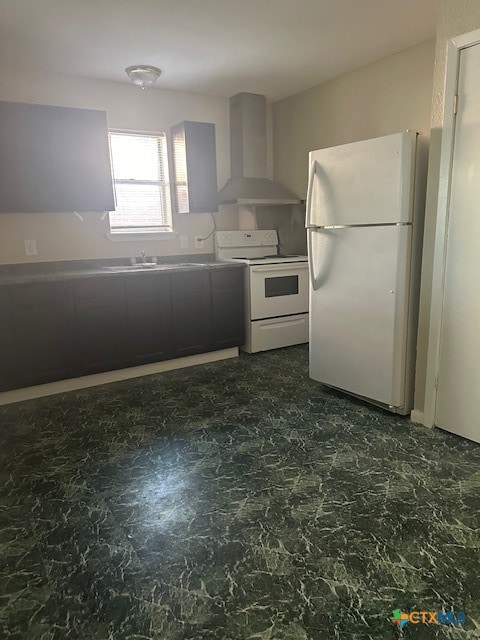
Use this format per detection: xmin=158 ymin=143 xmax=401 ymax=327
xmin=105 ymin=230 xmax=178 ymax=242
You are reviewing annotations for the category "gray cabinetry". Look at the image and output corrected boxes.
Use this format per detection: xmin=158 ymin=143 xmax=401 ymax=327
xmin=0 ymin=101 xmax=114 ymax=213
xmin=125 ymin=274 xmax=174 ymax=365
xmin=211 ymin=269 xmax=245 ymax=349
xmin=73 ymin=278 xmax=129 ymax=375
xmin=7 ymin=282 xmax=77 ymax=387
xmin=171 ymin=271 xmax=212 ymax=356
xmin=0 ymin=288 xmax=16 ymax=390
xmin=0 ymin=266 xmax=244 ymax=392
xmin=171 ymin=121 xmax=218 ymax=213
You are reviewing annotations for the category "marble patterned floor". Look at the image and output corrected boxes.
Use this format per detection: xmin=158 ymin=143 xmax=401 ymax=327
xmin=1 ymin=345 xmax=480 ymax=640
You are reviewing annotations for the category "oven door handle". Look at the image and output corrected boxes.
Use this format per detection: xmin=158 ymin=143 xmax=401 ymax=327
xmin=260 ymin=317 xmax=307 ymax=328
xmin=251 ymin=264 xmax=308 ymax=273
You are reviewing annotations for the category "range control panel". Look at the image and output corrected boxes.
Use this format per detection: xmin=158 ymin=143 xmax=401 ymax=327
xmin=215 ymin=230 xmax=278 ymax=248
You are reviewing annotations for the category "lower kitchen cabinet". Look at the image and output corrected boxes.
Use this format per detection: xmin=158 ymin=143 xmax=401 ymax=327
xmin=0 ymin=288 xmax=16 ymax=390
xmin=8 ymin=282 xmax=77 ymax=387
xmin=211 ymin=269 xmax=245 ymax=349
xmin=0 ymin=266 xmax=245 ymax=392
xmin=73 ymin=278 xmax=129 ymax=375
xmin=211 ymin=287 xmax=245 ymax=349
xmin=125 ymin=275 xmax=173 ymax=365
xmin=171 ymin=271 xmax=212 ymax=357
xmin=170 ymin=268 xmax=245 ymax=356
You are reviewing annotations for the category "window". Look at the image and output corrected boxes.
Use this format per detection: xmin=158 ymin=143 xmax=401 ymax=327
xmin=108 ymin=131 xmax=173 ymax=233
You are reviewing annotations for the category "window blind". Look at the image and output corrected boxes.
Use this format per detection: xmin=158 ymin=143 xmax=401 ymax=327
xmin=109 ymin=131 xmax=173 ymax=233
xmin=172 ymin=128 xmax=189 ymax=214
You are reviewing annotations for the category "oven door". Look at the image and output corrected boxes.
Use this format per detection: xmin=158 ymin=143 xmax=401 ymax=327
xmin=249 ymin=262 xmax=309 ymax=320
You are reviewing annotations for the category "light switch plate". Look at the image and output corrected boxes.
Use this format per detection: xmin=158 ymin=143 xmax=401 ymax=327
xmin=180 ymin=234 xmax=188 ymax=249
xmin=24 ymin=239 xmax=38 ymax=256
xmin=194 ymin=235 xmax=205 ymax=249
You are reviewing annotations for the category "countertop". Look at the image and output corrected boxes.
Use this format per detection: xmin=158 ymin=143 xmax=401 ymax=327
xmin=0 ymin=254 xmax=244 ymax=287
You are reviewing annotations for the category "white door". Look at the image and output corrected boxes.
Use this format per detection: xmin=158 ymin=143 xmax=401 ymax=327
xmin=307 ymin=132 xmax=416 ymax=227
xmin=435 ymin=43 xmax=480 ymax=442
xmin=309 ymin=225 xmax=412 ymax=409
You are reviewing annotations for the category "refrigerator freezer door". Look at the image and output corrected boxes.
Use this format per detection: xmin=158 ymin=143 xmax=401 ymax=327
xmin=307 ymin=132 xmax=416 ymax=227
xmin=309 ymin=225 xmax=412 ymax=408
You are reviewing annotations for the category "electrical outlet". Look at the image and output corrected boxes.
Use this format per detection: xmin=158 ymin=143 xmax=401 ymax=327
xmin=180 ymin=234 xmax=188 ymax=249
xmin=24 ymin=239 xmax=38 ymax=256
xmin=194 ymin=235 xmax=205 ymax=249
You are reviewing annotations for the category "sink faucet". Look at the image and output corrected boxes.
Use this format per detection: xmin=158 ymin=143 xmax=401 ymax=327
xmin=141 ymin=250 xmax=146 ymax=265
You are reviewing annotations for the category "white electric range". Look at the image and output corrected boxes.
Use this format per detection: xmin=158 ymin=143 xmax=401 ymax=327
xmin=215 ymin=230 xmax=309 ymax=353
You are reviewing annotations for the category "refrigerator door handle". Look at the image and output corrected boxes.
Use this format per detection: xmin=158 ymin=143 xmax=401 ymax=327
xmin=305 ymin=160 xmax=318 ymax=228
xmin=308 ymin=227 xmax=335 ymax=292
xmin=308 ymin=228 xmax=320 ymax=291
xmin=317 ymin=222 xmax=412 ymax=230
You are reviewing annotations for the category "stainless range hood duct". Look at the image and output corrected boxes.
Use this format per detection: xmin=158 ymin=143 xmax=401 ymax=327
xmin=218 ymin=92 xmax=300 ymax=206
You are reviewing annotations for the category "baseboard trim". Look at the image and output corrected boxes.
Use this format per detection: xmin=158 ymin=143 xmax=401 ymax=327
xmin=410 ymin=409 xmax=434 ymax=427
xmin=0 ymin=348 xmax=239 ymax=406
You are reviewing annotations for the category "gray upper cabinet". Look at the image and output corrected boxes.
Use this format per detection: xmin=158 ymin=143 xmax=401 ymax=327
xmin=0 ymin=101 xmax=115 ymax=213
xmin=171 ymin=121 xmax=218 ymax=214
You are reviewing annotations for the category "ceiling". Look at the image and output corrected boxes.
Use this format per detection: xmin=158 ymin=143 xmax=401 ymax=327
xmin=0 ymin=0 xmax=438 ymax=101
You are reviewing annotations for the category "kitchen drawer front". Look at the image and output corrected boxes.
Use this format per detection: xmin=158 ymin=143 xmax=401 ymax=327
xmin=73 ymin=277 xmax=125 ymax=302
xmin=170 ymin=270 xmax=209 ymax=292
xmin=9 ymin=281 xmax=68 ymax=306
xmin=246 ymin=313 xmax=309 ymax=353
xmin=125 ymin=274 xmax=170 ymax=299
xmin=210 ymin=268 xmax=244 ymax=289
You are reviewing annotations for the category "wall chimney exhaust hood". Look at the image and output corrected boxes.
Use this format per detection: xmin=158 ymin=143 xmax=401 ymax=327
xmin=218 ymin=92 xmax=300 ymax=206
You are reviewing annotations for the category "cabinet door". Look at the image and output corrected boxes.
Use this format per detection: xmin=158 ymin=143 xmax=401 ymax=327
xmin=210 ymin=269 xmax=245 ymax=349
xmin=9 ymin=282 xmax=76 ymax=387
xmin=211 ymin=287 xmax=245 ymax=349
xmin=73 ymin=278 xmax=128 ymax=375
xmin=171 ymin=271 xmax=212 ymax=357
xmin=125 ymin=275 xmax=173 ymax=365
xmin=0 ymin=288 xmax=17 ymax=390
xmin=171 ymin=121 xmax=218 ymax=214
xmin=0 ymin=101 xmax=114 ymax=213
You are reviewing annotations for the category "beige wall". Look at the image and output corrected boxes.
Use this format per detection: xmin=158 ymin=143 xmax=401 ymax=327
xmin=273 ymin=39 xmax=435 ymax=198
xmin=0 ymin=68 xmax=249 ymax=264
xmin=415 ymin=0 xmax=480 ymax=414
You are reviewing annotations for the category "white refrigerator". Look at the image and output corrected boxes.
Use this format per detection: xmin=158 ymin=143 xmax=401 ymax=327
xmin=306 ymin=131 xmax=424 ymax=415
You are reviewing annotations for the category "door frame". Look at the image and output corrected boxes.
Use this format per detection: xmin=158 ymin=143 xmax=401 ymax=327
xmin=423 ymin=28 xmax=480 ymax=427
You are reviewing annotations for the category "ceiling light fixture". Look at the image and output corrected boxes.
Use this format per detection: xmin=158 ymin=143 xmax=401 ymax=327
xmin=125 ymin=65 xmax=161 ymax=90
